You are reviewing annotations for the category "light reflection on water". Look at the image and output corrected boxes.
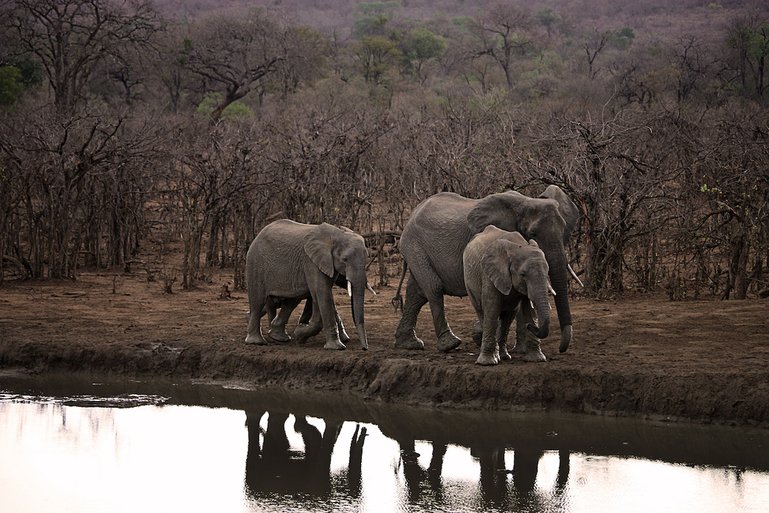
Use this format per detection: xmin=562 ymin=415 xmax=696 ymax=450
xmin=0 ymin=379 xmax=768 ymax=513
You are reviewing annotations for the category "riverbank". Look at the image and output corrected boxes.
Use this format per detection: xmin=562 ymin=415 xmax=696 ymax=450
xmin=1 ymin=271 xmax=767 ymax=426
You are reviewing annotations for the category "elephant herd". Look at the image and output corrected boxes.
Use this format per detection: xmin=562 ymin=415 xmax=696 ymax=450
xmin=245 ymin=186 xmax=581 ymax=365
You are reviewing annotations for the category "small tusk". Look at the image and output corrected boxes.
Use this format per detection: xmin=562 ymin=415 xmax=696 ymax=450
xmin=568 ymin=264 xmax=584 ymax=288
xmin=347 ymin=281 xmax=352 ymax=297
xmin=366 ymin=283 xmax=377 ymax=295
xmin=548 ymin=282 xmax=557 ymax=296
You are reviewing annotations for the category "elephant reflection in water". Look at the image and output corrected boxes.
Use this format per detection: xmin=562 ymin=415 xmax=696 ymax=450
xmin=473 ymin=446 xmax=570 ymax=510
xmin=393 ymin=437 xmax=570 ymax=510
xmin=395 ymin=438 xmax=448 ymax=502
xmin=243 ymin=409 xmax=367 ymax=498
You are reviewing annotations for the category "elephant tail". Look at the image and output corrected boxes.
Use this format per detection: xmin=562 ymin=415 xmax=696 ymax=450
xmin=391 ymin=261 xmax=408 ymax=312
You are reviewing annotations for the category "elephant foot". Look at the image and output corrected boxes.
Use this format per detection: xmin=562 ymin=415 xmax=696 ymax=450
xmin=395 ymin=329 xmax=425 ymax=350
xmin=437 ymin=331 xmax=462 ymax=353
xmin=245 ymin=332 xmax=268 ymax=346
xmin=499 ymin=348 xmax=512 ymax=361
xmin=293 ymin=323 xmax=319 ymax=344
xmin=267 ymin=327 xmax=290 ymax=343
xmin=324 ymin=338 xmax=347 ymax=350
xmin=339 ymin=327 xmax=351 ymax=344
xmin=511 ymin=340 xmax=527 ymax=354
xmin=475 ymin=353 xmax=499 ymax=366
xmin=523 ymin=345 xmax=547 ymax=363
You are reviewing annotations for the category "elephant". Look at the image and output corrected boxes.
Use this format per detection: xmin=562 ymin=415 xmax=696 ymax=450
xmin=393 ymin=185 xmax=580 ymax=355
xmin=463 ymin=226 xmax=554 ymax=365
xmin=245 ymin=219 xmax=373 ymax=350
xmin=244 ymin=410 xmax=354 ymax=497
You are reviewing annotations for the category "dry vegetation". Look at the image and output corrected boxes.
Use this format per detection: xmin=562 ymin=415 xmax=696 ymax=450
xmin=1 ymin=0 xmax=768 ymax=304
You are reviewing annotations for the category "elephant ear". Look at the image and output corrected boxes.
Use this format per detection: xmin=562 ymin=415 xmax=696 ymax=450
xmin=539 ymin=185 xmax=580 ymax=242
xmin=303 ymin=223 xmax=338 ymax=278
xmin=528 ymin=239 xmax=539 ymax=248
xmin=482 ymin=240 xmax=514 ymax=295
xmin=467 ymin=192 xmax=522 ymax=235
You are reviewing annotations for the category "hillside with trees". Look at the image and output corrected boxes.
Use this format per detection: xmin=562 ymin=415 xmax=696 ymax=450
xmin=1 ymin=0 xmax=768 ymax=301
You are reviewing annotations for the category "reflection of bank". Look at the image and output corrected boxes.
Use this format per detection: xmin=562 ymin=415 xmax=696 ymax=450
xmin=243 ymin=409 xmax=366 ymax=498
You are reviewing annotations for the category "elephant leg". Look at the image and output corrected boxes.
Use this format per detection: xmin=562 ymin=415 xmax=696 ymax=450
xmin=515 ymin=301 xmax=546 ymax=362
xmin=394 ymin=274 xmax=427 ymax=350
xmin=426 ymin=291 xmax=461 ymax=353
xmin=314 ymin=286 xmax=346 ymax=350
xmin=468 ymin=292 xmax=484 ymax=349
xmin=293 ymin=298 xmax=322 ymax=344
xmin=335 ymin=309 xmax=351 ymax=343
xmin=266 ymin=299 xmax=277 ymax=325
xmin=472 ymin=318 xmax=483 ymax=346
xmin=497 ymin=309 xmax=514 ymax=361
xmin=298 ymin=296 xmax=313 ymax=325
xmin=245 ymin=292 xmax=268 ymax=345
xmin=430 ymin=299 xmax=461 ymax=352
xmin=267 ymin=297 xmax=301 ymax=343
xmin=476 ymin=303 xmax=501 ymax=366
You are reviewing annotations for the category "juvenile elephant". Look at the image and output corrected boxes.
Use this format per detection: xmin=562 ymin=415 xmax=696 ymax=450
xmin=393 ymin=185 xmax=579 ymax=354
xmin=463 ymin=226 xmax=554 ymax=365
xmin=245 ymin=220 xmax=371 ymax=350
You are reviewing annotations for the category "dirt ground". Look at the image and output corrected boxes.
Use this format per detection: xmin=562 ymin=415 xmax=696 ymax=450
xmin=1 ymin=269 xmax=768 ymax=426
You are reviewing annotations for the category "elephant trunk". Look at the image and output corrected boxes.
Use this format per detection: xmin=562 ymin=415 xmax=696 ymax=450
xmin=526 ymin=290 xmax=551 ymax=339
xmin=546 ymin=250 xmax=573 ymax=353
xmin=351 ymin=283 xmax=368 ymax=350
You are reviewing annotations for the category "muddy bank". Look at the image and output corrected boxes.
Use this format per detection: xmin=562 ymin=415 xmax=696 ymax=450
xmin=1 ymin=273 xmax=768 ymax=426
xmin=2 ymin=341 xmax=767 ymax=426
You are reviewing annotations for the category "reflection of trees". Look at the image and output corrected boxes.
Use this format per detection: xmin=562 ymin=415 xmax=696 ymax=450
xmin=243 ymin=409 xmax=365 ymax=498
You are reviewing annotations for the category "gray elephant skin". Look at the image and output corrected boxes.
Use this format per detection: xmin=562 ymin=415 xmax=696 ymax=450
xmin=393 ymin=185 xmax=579 ymax=354
xmin=464 ymin=226 xmax=553 ymax=365
xmin=245 ymin=219 xmax=369 ymax=350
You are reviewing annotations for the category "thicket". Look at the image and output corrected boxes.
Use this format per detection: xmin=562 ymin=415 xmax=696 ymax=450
xmin=1 ymin=0 xmax=768 ymax=300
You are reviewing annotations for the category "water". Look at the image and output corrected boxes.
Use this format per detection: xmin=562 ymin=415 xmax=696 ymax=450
xmin=1 ymin=372 xmax=768 ymax=513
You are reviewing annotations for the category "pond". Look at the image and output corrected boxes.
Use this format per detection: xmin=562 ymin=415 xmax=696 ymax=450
xmin=1 ymin=372 xmax=767 ymax=513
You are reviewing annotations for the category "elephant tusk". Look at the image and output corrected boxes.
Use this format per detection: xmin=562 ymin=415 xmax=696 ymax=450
xmin=366 ymin=283 xmax=377 ymax=295
xmin=347 ymin=281 xmax=352 ymax=297
xmin=548 ymin=283 xmax=557 ymax=296
xmin=568 ymin=264 xmax=584 ymax=288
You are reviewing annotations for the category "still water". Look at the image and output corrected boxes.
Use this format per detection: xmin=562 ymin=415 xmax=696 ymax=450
xmin=1 ymin=373 xmax=768 ymax=513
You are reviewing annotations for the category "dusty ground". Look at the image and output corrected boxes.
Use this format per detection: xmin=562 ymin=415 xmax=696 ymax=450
xmin=1 ymin=270 xmax=768 ymax=426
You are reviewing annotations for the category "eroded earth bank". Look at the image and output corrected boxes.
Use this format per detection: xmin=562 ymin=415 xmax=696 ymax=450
xmin=1 ymin=272 xmax=768 ymax=427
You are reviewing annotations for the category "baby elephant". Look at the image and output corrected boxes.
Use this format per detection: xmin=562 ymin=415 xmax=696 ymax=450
xmin=245 ymin=219 xmax=372 ymax=350
xmin=463 ymin=226 xmax=554 ymax=365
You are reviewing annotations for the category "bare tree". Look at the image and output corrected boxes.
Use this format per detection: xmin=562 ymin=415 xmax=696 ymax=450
xmin=3 ymin=0 xmax=161 ymax=111
xmin=0 ymin=104 xmax=164 ymax=279
xmin=583 ymin=29 xmax=609 ymax=80
xmin=471 ymin=3 xmax=533 ymax=92
xmin=181 ymin=8 xmax=285 ymax=122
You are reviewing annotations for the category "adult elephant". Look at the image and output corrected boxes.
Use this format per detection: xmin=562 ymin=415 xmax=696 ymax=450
xmin=245 ymin=220 xmax=371 ymax=350
xmin=393 ymin=185 xmax=579 ymax=354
